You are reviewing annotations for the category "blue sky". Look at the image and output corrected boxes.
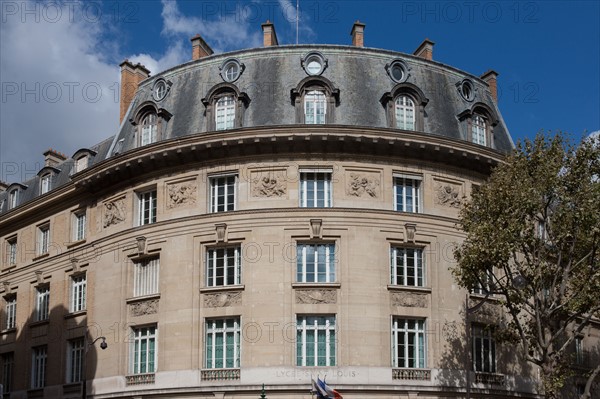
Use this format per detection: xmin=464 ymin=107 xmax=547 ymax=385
xmin=1 ymin=0 xmax=599 ymax=183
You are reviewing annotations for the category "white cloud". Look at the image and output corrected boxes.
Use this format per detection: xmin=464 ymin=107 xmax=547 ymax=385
xmin=588 ymin=130 xmax=600 ymax=140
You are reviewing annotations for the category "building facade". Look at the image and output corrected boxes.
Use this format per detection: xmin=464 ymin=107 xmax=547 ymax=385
xmin=1 ymin=21 xmax=597 ymax=399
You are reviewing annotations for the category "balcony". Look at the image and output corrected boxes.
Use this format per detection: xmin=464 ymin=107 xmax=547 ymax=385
xmin=201 ymin=368 xmax=241 ymax=381
xmin=392 ymin=368 xmax=431 ymax=381
xmin=474 ymin=372 xmax=505 ymax=385
xmin=125 ymin=373 xmax=155 ymax=385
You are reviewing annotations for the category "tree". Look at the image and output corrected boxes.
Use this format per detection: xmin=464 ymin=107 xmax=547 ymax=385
xmin=452 ymin=132 xmax=600 ymax=399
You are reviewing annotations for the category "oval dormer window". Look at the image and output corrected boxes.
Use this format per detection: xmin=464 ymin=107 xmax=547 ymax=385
xmin=220 ymin=59 xmax=244 ymax=83
xmin=302 ymin=52 xmax=327 ymax=76
xmin=152 ymin=79 xmax=169 ymax=102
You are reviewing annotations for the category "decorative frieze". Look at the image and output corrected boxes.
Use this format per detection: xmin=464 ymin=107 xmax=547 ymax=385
xmin=251 ymin=173 xmax=287 ymax=197
xmin=296 ymin=289 xmax=337 ymax=304
xmin=391 ymin=292 xmax=428 ymax=308
xmin=204 ymin=291 xmax=242 ymax=307
xmin=435 ymin=183 xmax=462 ymax=208
xmin=129 ymin=299 xmax=159 ymax=316
xmin=167 ymin=180 xmax=197 ymax=208
xmin=103 ymin=197 xmax=126 ymax=227
xmin=347 ymin=173 xmax=380 ymax=198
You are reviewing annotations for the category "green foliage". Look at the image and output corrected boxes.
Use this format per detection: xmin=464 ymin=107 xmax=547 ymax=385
xmin=453 ymin=132 xmax=600 ymax=399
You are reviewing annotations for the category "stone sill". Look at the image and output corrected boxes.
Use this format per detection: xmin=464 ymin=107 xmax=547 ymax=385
xmin=32 ymin=253 xmax=49 ymax=262
xmin=126 ymin=293 xmax=161 ymax=304
xmin=29 ymin=319 xmax=50 ymax=328
xmin=0 ymin=327 xmax=17 ymax=335
xmin=387 ymin=285 xmax=431 ymax=293
xmin=64 ymin=310 xmax=87 ymax=319
xmin=200 ymin=285 xmax=245 ymax=293
xmin=1 ymin=264 xmax=17 ymax=273
xmin=66 ymin=239 xmax=86 ymax=249
xmin=291 ymin=283 xmax=341 ymax=289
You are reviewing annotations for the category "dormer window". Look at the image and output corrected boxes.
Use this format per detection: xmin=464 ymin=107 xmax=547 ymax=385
xmin=215 ymin=95 xmax=236 ymax=130
xmin=140 ymin=112 xmax=158 ymax=146
xmin=304 ymin=90 xmax=326 ymax=124
xmin=220 ymin=59 xmax=244 ymax=83
xmin=472 ymin=114 xmax=487 ymax=145
xmin=381 ymin=83 xmax=429 ymax=131
xmin=130 ymin=103 xmax=172 ymax=148
xmin=74 ymin=156 xmax=88 ymax=173
xmin=40 ymin=174 xmax=52 ymax=194
xmin=291 ymin=76 xmax=340 ymax=124
xmin=395 ymin=95 xmax=415 ymax=130
xmin=202 ymin=83 xmax=250 ymax=132
xmin=8 ymin=189 xmax=18 ymax=209
xmin=458 ymin=103 xmax=499 ymax=148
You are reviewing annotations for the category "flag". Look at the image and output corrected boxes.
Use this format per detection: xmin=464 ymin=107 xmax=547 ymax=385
xmin=317 ymin=377 xmax=343 ymax=399
xmin=311 ymin=378 xmax=327 ymax=399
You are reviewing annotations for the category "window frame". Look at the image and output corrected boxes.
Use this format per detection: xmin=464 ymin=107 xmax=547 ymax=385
xmin=291 ymin=76 xmax=340 ymax=124
xmin=35 ymin=285 xmax=50 ymax=322
xmin=215 ymin=94 xmax=236 ymax=131
xmin=390 ymin=247 xmax=425 ymax=287
xmin=74 ymin=155 xmax=88 ymax=173
xmin=37 ymin=223 xmax=50 ymax=255
xmin=201 ymin=83 xmax=249 ymax=132
xmin=72 ymin=210 xmax=87 ymax=242
xmin=8 ymin=189 xmax=18 ymax=209
xmin=393 ymin=174 xmax=422 ymax=213
xmin=66 ymin=337 xmax=85 ymax=383
xmin=6 ymin=236 xmax=17 ymax=266
xmin=206 ymin=246 xmax=242 ymax=287
xmin=299 ymin=170 xmax=332 ymax=208
xmin=303 ymin=89 xmax=327 ymax=124
xmin=70 ymin=273 xmax=87 ymax=313
xmin=4 ymin=295 xmax=16 ymax=330
xmin=129 ymin=325 xmax=158 ymax=375
xmin=296 ymin=242 xmax=336 ymax=283
xmin=133 ymin=257 xmax=160 ymax=297
xmin=296 ymin=315 xmax=336 ymax=367
xmin=209 ymin=173 xmax=237 ymax=213
xmin=31 ymin=345 xmax=47 ymax=389
xmin=136 ymin=188 xmax=157 ymax=226
xmin=205 ymin=317 xmax=241 ymax=369
xmin=392 ymin=318 xmax=427 ymax=369
xmin=40 ymin=173 xmax=52 ymax=194
xmin=472 ymin=324 xmax=496 ymax=373
xmin=394 ymin=94 xmax=416 ymax=131
xmin=458 ymin=103 xmax=498 ymax=148
xmin=381 ymin=83 xmax=428 ymax=131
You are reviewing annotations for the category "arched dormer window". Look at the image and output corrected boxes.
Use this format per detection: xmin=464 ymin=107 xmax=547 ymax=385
xmin=6 ymin=183 xmax=27 ymax=210
xmin=37 ymin=166 xmax=60 ymax=195
xmin=70 ymin=148 xmax=97 ymax=175
xmin=129 ymin=102 xmax=172 ymax=147
xmin=457 ymin=102 xmax=499 ymax=148
xmin=202 ymin=83 xmax=250 ymax=132
xmin=291 ymin=76 xmax=340 ymax=124
xmin=380 ymin=83 xmax=429 ymax=131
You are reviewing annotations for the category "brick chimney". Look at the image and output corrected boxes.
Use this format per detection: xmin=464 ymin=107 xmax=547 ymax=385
xmin=481 ymin=70 xmax=499 ymax=102
xmin=119 ymin=60 xmax=151 ymax=123
xmin=43 ymin=149 xmax=67 ymax=167
xmin=191 ymin=34 xmax=214 ymax=60
xmin=261 ymin=20 xmax=278 ymax=46
xmin=413 ymin=38 xmax=435 ymax=60
xmin=350 ymin=21 xmax=366 ymax=47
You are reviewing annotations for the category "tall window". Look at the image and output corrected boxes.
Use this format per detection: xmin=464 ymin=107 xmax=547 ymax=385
xmin=391 ymin=247 xmax=424 ymax=287
xmin=31 ymin=345 xmax=47 ymax=389
xmin=130 ymin=326 xmax=157 ymax=374
xmin=575 ymin=336 xmax=584 ymax=365
xmin=73 ymin=211 xmax=86 ymax=241
xmin=299 ymin=171 xmax=331 ymax=208
xmin=67 ymin=338 xmax=85 ymax=383
xmin=70 ymin=274 xmax=86 ymax=312
xmin=38 ymin=224 xmax=50 ymax=255
xmin=5 ymin=295 xmax=16 ymax=330
xmin=209 ymin=175 xmax=236 ymax=213
xmin=215 ymin=95 xmax=236 ymax=130
xmin=138 ymin=190 xmax=157 ymax=225
xmin=296 ymin=243 xmax=336 ymax=283
xmin=304 ymin=90 xmax=326 ymax=124
xmin=205 ymin=318 xmax=240 ymax=369
xmin=35 ymin=286 xmax=50 ymax=321
xmin=74 ymin=156 xmax=88 ymax=173
xmin=140 ymin=113 xmax=158 ymax=146
xmin=133 ymin=258 xmax=160 ymax=297
xmin=472 ymin=114 xmax=487 ymax=145
xmin=1 ymin=352 xmax=14 ymax=394
xmin=472 ymin=325 xmax=496 ymax=373
xmin=472 ymin=269 xmax=494 ymax=295
xmin=395 ymin=95 xmax=416 ymax=130
xmin=296 ymin=315 xmax=336 ymax=367
xmin=206 ymin=247 xmax=241 ymax=287
xmin=8 ymin=189 xmax=18 ymax=209
xmin=6 ymin=237 xmax=17 ymax=266
xmin=392 ymin=318 xmax=426 ymax=369
xmin=40 ymin=174 xmax=51 ymax=194
xmin=394 ymin=176 xmax=421 ymax=213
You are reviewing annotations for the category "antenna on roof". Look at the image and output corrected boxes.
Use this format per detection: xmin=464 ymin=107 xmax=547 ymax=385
xmin=296 ymin=0 xmax=299 ymax=44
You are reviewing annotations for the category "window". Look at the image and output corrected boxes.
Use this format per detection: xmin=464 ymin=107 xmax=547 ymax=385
xmin=40 ymin=174 xmax=51 ymax=194
xmin=386 ymin=60 xmax=408 ymax=83
xmin=391 ymin=247 xmax=424 ymax=287
xmin=8 ymin=189 xmax=18 ymax=209
xmin=472 ymin=325 xmax=496 ymax=373
xmin=215 ymin=95 xmax=236 ymax=130
xmin=575 ymin=336 xmax=584 ymax=365
xmin=133 ymin=258 xmax=159 ymax=297
xmin=394 ymin=175 xmax=421 ymax=213
xmin=472 ymin=269 xmax=494 ymax=295
xmin=70 ymin=274 xmax=86 ymax=312
xmin=206 ymin=247 xmax=241 ymax=287
xmin=472 ymin=114 xmax=487 ymax=145
xmin=6 ymin=236 xmax=17 ymax=266
xmin=296 ymin=243 xmax=336 ymax=283
xmin=35 ymin=286 xmax=50 ymax=321
xmin=299 ymin=171 xmax=332 ymax=208
xmin=0 ymin=352 xmax=14 ymax=394
xmin=302 ymin=52 xmax=327 ymax=76
xmin=38 ymin=224 xmax=50 ymax=255
xmin=73 ymin=211 xmax=86 ymax=241
xmin=209 ymin=174 xmax=236 ymax=213
xmin=304 ymin=91 xmax=326 ymax=124
xmin=205 ymin=318 xmax=240 ymax=369
xmin=392 ymin=318 xmax=426 ymax=368
xmin=220 ymin=59 xmax=244 ymax=83
xmin=296 ymin=315 xmax=336 ymax=367
xmin=140 ymin=112 xmax=159 ymax=146
xmin=395 ymin=95 xmax=416 ymax=130
xmin=31 ymin=345 xmax=47 ymax=389
xmin=130 ymin=326 xmax=157 ymax=374
xmin=67 ymin=338 xmax=84 ymax=383
xmin=138 ymin=190 xmax=157 ymax=225
xmin=458 ymin=104 xmax=497 ymax=148
xmin=4 ymin=295 xmax=16 ymax=330
xmin=152 ymin=79 xmax=169 ymax=101
xmin=74 ymin=156 xmax=88 ymax=173
xmin=459 ymin=79 xmax=475 ymax=101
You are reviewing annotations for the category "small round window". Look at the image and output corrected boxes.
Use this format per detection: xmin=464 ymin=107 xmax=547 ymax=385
xmin=220 ymin=59 xmax=244 ymax=83
xmin=459 ymin=79 xmax=475 ymax=101
xmin=386 ymin=60 xmax=409 ymax=83
xmin=302 ymin=52 xmax=327 ymax=76
xmin=152 ymin=79 xmax=168 ymax=101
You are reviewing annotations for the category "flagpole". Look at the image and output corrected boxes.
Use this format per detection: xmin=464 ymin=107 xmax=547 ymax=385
xmin=296 ymin=0 xmax=299 ymax=44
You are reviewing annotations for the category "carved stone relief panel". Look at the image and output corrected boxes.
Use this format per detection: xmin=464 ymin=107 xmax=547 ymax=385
xmin=250 ymin=169 xmax=287 ymax=198
xmin=391 ymin=292 xmax=428 ymax=308
xmin=129 ymin=299 xmax=159 ymax=316
xmin=296 ymin=289 xmax=337 ymax=304
xmin=433 ymin=179 xmax=463 ymax=208
xmin=167 ymin=179 xmax=197 ymax=208
xmin=103 ymin=196 xmax=126 ymax=228
xmin=346 ymin=171 xmax=381 ymax=198
xmin=204 ymin=291 xmax=242 ymax=308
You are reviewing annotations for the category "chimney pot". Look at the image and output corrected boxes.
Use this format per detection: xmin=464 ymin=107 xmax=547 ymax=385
xmin=191 ymin=34 xmax=214 ymax=60
xmin=350 ymin=20 xmax=366 ymax=47
xmin=481 ymin=70 xmax=499 ymax=102
xmin=43 ymin=148 xmax=67 ymax=167
xmin=414 ymin=38 xmax=435 ymax=60
xmin=261 ymin=20 xmax=279 ymax=47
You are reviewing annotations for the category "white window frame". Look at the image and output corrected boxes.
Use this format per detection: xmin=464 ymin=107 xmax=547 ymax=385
xmin=392 ymin=318 xmax=426 ymax=369
xmin=140 ymin=113 xmax=159 ymax=146
xmin=209 ymin=174 xmax=237 ymax=213
xmin=304 ymin=90 xmax=327 ymax=124
xmin=393 ymin=174 xmax=422 ymax=213
xmin=6 ymin=236 xmax=17 ymax=266
xmin=35 ymin=286 xmax=50 ymax=321
xmin=66 ymin=337 xmax=85 ymax=383
xmin=70 ymin=274 xmax=87 ymax=313
xmin=472 ymin=324 xmax=496 ymax=373
xmin=299 ymin=170 xmax=332 ymax=208
xmin=130 ymin=326 xmax=157 ymax=374
xmin=133 ymin=258 xmax=160 ymax=297
xmin=37 ymin=223 xmax=50 ymax=255
xmin=215 ymin=95 xmax=236 ymax=130
xmin=73 ymin=211 xmax=86 ymax=241
xmin=74 ymin=156 xmax=88 ymax=173
xmin=395 ymin=95 xmax=416 ymax=130
xmin=391 ymin=247 xmax=424 ymax=287
xmin=5 ymin=296 xmax=16 ymax=330
xmin=31 ymin=345 xmax=47 ymax=389
xmin=40 ymin=174 xmax=52 ymax=194
xmin=472 ymin=268 xmax=494 ymax=295
xmin=296 ymin=315 xmax=336 ymax=367
xmin=472 ymin=114 xmax=487 ymax=145
xmin=205 ymin=318 xmax=241 ymax=369
xmin=296 ymin=243 xmax=336 ymax=283
xmin=206 ymin=246 xmax=241 ymax=287
xmin=8 ymin=189 xmax=18 ymax=209
xmin=137 ymin=189 xmax=157 ymax=226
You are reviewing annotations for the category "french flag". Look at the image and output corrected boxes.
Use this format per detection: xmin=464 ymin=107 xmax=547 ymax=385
xmin=315 ymin=377 xmax=343 ymax=399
